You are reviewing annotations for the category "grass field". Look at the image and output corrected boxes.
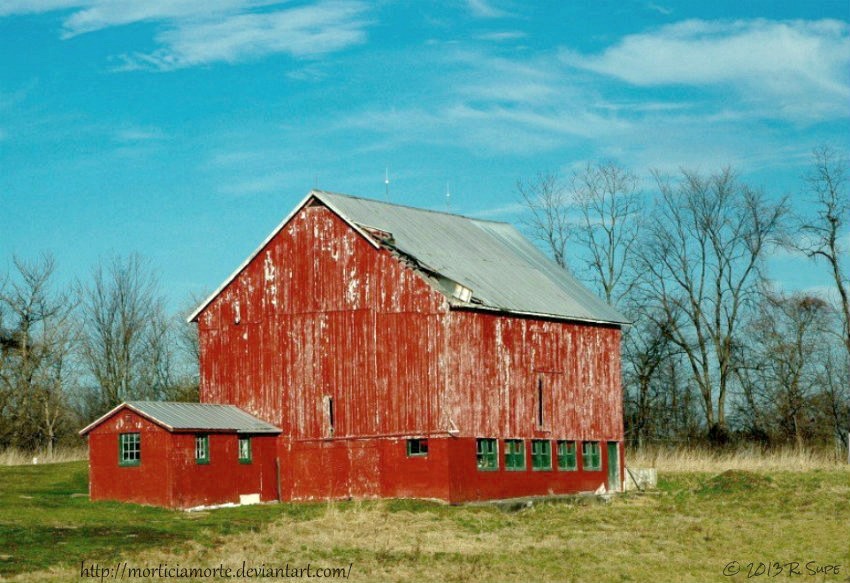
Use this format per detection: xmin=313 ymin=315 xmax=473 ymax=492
xmin=0 ymin=446 xmax=87 ymax=467
xmin=0 ymin=459 xmax=848 ymax=582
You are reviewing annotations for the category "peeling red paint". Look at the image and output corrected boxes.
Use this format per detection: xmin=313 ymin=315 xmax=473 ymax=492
xmin=194 ymin=201 xmax=624 ymax=502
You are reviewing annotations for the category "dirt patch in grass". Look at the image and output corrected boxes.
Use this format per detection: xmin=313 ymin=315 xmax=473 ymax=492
xmin=697 ymin=469 xmax=774 ymax=495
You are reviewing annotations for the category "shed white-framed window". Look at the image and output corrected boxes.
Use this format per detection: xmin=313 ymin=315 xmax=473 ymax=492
xmin=119 ymin=432 xmax=140 ymax=466
xmin=195 ymin=434 xmax=210 ymax=464
xmin=238 ymin=436 xmax=252 ymax=464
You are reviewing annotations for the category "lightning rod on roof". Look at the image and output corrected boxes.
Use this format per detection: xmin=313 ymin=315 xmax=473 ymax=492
xmin=385 ymin=167 xmax=390 ymax=201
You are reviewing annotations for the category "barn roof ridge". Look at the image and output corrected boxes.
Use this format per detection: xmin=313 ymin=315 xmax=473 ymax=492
xmin=78 ymin=401 xmax=281 ymax=436
xmin=310 ymin=189 xmax=511 ymax=225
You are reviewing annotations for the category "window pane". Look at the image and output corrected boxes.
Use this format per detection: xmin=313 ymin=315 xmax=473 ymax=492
xmin=238 ymin=437 xmax=252 ymax=462
xmin=407 ymin=438 xmax=428 ymax=457
xmin=119 ymin=433 xmax=140 ymax=465
xmin=195 ymin=435 xmax=209 ymax=463
xmin=532 ymin=440 xmax=551 ymax=470
xmin=505 ymin=439 xmax=525 ymax=470
xmin=557 ymin=440 xmax=577 ymax=471
xmin=582 ymin=441 xmax=600 ymax=470
xmin=476 ymin=438 xmax=497 ymax=471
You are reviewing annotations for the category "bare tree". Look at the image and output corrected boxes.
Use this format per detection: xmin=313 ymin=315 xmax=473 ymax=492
xmin=0 ymin=254 xmax=77 ymax=454
xmin=793 ymin=146 xmax=849 ymax=359
xmin=572 ymin=161 xmax=643 ymax=306
xmin=78 ymin=254 xmax=173 ymax=413
xmin=177 ymin=292 xmax=204 ymax=369
xmin=516 ymin=171 xmax=572 ymax=269
xmin=637 ymin=167 xmax=787 ymax=442
xmin=816 ymin=349 xmax=850 ymax=451
xmin=745 ymin=292 xmax=832 ymax=448
xmin=622 ymin=304 xmax=679 ymax=446
xmin=167 ymin=292 xmax=206 ymax=403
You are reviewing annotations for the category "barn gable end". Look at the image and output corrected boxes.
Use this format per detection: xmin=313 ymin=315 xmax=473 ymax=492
xmin=196 ymin=197 xmax=450 ymax=437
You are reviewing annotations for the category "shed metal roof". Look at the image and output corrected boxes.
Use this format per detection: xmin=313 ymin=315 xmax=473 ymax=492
xmin=79 ymin=401 xmax=281 ymax=435
xmin=188 ymin=189 xmax=628 ymax=326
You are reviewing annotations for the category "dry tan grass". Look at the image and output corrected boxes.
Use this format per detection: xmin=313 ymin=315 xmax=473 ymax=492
xmin=12 ymin=471 xmax=850 ymax=583
xmin=4 ymin=448 xmax=849 ymax=582
xmin=0 ymin=446 xmax=88 ymax=466
xmin=627 ymin=443 xmax=850 ymax=472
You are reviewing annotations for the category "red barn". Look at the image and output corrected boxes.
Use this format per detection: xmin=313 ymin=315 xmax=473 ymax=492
xmin=83 ymin=189 xmax=627 ymax=507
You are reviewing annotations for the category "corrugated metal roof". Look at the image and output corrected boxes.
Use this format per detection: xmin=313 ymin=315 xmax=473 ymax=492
xmin=79 ymin=401 xmax=281 ymax=435
xmin=128 ymin=402 xmax=280 ymax=433
xmin=318 ymin=191 xmax=628 ymax=325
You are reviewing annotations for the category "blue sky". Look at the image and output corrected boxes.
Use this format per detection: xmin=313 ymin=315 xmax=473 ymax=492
xmin=1 ymin=0 xmax=848 ymax=311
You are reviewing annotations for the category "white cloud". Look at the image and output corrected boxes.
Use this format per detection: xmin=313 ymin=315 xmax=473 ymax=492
xmin=470 ymin=201 xmax=526 ymax=219
xmin=466 ymin=0 xmax=508 ymax=19
xmin=113 ymin=126 xmax=168 ymax=142
xmin=560 ymin=19 xmax=850 ymax=121
xmin=476 ymin=31 xmax=525 ymax=42
xmin=0 ymin=0 xmax=86 ymax=17
xmin=645 ymin=3 xmax=672 ymax=16
xmin=117 ymin=2 xmax=369 ymax=70
xmin=60 ymin=0 xmax=260 ymax=36
xmin=1 ymin=0 xmax=371 ymax=69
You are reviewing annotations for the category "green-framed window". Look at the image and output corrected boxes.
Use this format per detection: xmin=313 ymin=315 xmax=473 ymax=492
xmin=195 ymin=434 xmax=210 ymax=464
xmin=505 ymin=439 xmax=525 ymax=471
xmin=531 ymin=440 xmax=552 ymax=471
xmin=476 ymin=438 xmax=498 ymax=471
xmin=582 ymin=441 xmax=601 ymax=471
xmin=407 ymin=438 xmax=429 ymax=457
xmin=238 ymin=436 xmax=252 ymax=464
xmin=557 ymin=440 xmax=577 ymax=471
xmin=118 ymin=432 xmax=140 ymax=466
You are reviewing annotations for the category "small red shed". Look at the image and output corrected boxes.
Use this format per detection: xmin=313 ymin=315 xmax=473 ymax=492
xmin=80 ymin=401 xmax=281 ymax=508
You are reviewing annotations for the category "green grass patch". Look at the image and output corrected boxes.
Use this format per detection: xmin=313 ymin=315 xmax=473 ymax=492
xmin=696 ymin=469 xmax=774 ymax=495
xmin=0 ymin=461 xmax=322 ymax=577
xmin=1 ymin=462 xmax=848 ymax=582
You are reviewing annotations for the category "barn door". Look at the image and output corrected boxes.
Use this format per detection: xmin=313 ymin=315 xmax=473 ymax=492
xmin=607 ymin=441 xmax=620 ymax=492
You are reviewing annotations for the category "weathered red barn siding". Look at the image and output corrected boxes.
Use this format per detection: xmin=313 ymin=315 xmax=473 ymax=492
xmin=169 ymin=433 xmax=278 ymax=508
xmin=196 ymin=199 xmax=624 ymax=502
xmin=278 ymin=438 xmax=451 ymax=501
xmin=442 ymin=311 xmax=623 ymax=501
xmin=198 ymin=204 xmax=448 ymax=436
xmin=87 ymin=408 xmax=278 ymax=508
xmin=198 ymin=203 xmax=453 ymax=500
xmin=445 ymin=311 xmax=622 ymax=440
xmin=87 ymin=410 xmax=172 ymax=507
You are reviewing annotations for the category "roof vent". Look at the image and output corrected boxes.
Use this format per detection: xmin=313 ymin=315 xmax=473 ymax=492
xmin=452 ymin=283 xmax=473 ymax=303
